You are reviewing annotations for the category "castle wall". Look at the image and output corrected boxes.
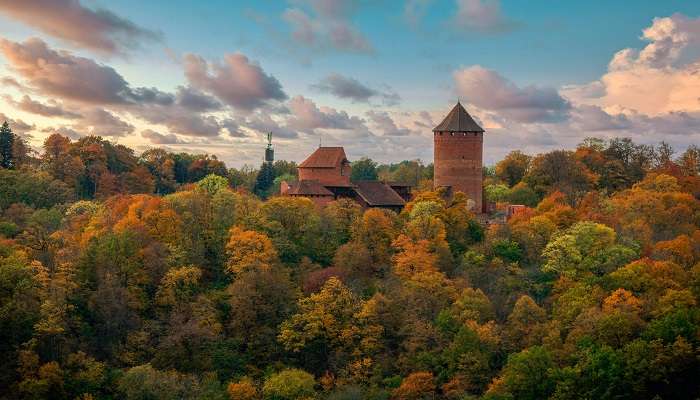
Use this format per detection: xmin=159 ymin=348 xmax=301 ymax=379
xmin=298 ymin=166 xmax=351 ymax=186
xmin=434 ymin=131 xmax=483 ymax=212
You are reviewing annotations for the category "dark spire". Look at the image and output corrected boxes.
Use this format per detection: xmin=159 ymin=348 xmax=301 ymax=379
xmin=433 ymin=102 xmax=484 ymax=132
xmin=264 ymin=132 xmax=274 ymax=163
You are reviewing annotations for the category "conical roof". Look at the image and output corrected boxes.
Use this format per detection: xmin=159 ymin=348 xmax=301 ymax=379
xmin=433 ymin=102 xmax=484 ymax=132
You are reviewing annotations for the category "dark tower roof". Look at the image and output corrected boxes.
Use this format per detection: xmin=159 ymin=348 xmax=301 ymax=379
xmin=433 ymin=102 xmax=484 ymax=132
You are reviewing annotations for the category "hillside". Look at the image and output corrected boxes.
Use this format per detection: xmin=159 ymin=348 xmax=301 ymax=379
xmin=1 ymin=128 xmax=700 ymax=399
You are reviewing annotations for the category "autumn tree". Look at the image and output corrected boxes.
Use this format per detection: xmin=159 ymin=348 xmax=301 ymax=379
xmin=262 ymin=369 xmax=316 ymax=400
xmin=392 ymin=372 xmax=436 ymax=400
xmin=225 ymin=227 xmax=277 ymax=275
xmin=227 ymin=377 xmax=258 ymax=400
xmin=495 ymin=150 xmax=531 ymax=187
xmin=525 ymin=150 xmax=595 ymax=204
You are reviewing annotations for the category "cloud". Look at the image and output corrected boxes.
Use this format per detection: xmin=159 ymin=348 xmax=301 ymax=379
xmin=451 ymin=0 xmax=518 ymax=34
xmin=454 ymin=66 xmax=571 ymax=123
xmin=0 ymin=0 xmax=161 ymax=54
xmin=4 ymin=95 xmax=81 ymax=118
xmin=241 ymin=112 xmax=298 ymax=139
xmin=141 ymin=129 xmax=183 ymax=144
xmin=42 ymin=126 xmax=83 ymax=140
xmin=0 ymin=37 xmax=174 ymax=106
xmin=413 ymin=110 xmax=435 ymax=129
xmin=221 ymin=118 xmax=246 ymax=138
xmin=286 ymin=95 xmax=365 ymax=132
xmin=366 ymin=110 xmax=414 ymax=136
xmin=0 ymin=112 xmax=35 ymax=135
xmin=282 ymin=0 xmax=373 ymax=53
xmin=554 ymin=13 xmax=700 ymax=152
xmin=584 ymin=14 xmax=700 ymax=116
xmin=75 ymin=108 xmax=134 ymax=137
xmin=175 ymin=86 xmax=222 ymax=112
xmin=183 ymin=53 xmax=287 ymax=111
xmin=311 ymin=73 xmax=401 ymax=105
xmin=0 ymin=37 xmax=131 ymax=104
xmin=569 ymin=104 xmax=631 ymax=132
xmin=1 ymin=76 xmax=25 ymax=89
xmin=131 ymin=105 xmax=223 ymax=138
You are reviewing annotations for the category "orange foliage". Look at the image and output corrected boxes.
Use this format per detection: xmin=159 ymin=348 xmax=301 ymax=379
xmin=392 ymin=372 xmax=436 ymax=400
xmin=602 ymin=288 xmax=643 ymax=315
xmin=226 ymin=377 xmax=258 ymax=400
xmin=392 ymin=235 xmax=439 ymax=279
xmin=225 ymin=226 xmax=277 ymax=275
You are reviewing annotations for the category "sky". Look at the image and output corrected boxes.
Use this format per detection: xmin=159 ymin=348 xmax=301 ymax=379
xmin=1 ymin=0 xmax=700 ymax=167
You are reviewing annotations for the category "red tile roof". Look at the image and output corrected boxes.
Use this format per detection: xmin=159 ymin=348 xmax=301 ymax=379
xmin=354 ymin=181 xmax=406 ymax=206
xmin=298 ymin=147 xmax=348 ymax=168
xmin=285 ymin=180 xmax=334 ymax=196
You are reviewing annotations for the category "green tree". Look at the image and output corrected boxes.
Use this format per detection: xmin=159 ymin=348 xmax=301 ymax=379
xmin=196 ymin=173 xmax=230 ymax=195
xmin=254 ymin=162 xmax=275 ymax=198
xmin=262 ymin=369 xmax=316 ymax=400
xmin=351 ymin=157 xmax=378 ymax=181
xmin=542 ymin=221 xmax=637 ymax=278
xmin=485 ymin=346 xmax=555 ymax=400
xmin=0 ymin=121 xmax=15 ymax=169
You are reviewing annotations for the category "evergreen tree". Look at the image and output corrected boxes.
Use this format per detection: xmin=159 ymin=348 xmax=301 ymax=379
xmin=0 ymin=121 xmax=14 ymax=169
xmin=253 ymin=162 xmax=275 ymax=198
xmin=351 ymin=157 xmax=378 ymax=181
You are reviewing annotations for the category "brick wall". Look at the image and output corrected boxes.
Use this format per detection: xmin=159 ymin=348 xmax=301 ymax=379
xmin=434 ymin=131 xmax=483 ymax=212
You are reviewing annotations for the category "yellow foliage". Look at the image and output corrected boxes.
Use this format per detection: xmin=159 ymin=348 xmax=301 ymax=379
xmin=225 ymin=226 xmax=277 ymax=275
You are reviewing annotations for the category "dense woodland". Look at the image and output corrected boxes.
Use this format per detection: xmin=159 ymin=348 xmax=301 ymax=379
xmin=1 ymin=120 xmax=700 ymax=400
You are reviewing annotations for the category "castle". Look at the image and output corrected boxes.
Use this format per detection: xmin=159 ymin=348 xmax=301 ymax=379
xmin=280 ymin=102 xmax=484 ymax=212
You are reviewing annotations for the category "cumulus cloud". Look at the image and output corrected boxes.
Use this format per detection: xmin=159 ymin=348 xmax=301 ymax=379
xmin=175 ymin=86 xmax=222 ymax=112
xmin=0 ymin=112 xmax=35 ymax=135
xmin=42 ymin=126 xmax=83 ymax=140
xmin=221 ymin=118 xmax=245 ymax=138
xmin=282 ymin=0 xmax=373 ymax=53
xmin=312 ymin=73 xmax=401 ymax=105
xmin=4 ymin=95 xmax=81 ymax=118
xmin=0 ymin=37 xmax=174 ymax=105
xmin=366 ymin=110 xmax=414 ymax=136
xmin=0 ymin=0 xmax=161 ymax=54
xmin=569 ymin=104 xmax=631 ymax=132
xmin=75 ymin=108 xmax=134 ymax=137
xmin=584 ymin=14 xmax=700 ymax=116
xmin=184 ymin=53 xmax=287 ymax=111
xmin=454 ymin=66 xmax=571 ymax=123
xmin=131 ymin=104 xmax=223 ymax=138
xmin=554 ymin=13 xmax=700 ymax=151
xmin=241 ymin=112 xmax=298 ymax=139
xmin=141 ymin=129 xmax=183 ymax=144
xmin=451 ymin=0 xmax=518 ymax=34
xmin=0 ymin=37 xmax=131 ymax=104
xmin=286 ymin=95 xmax=365 ymax=132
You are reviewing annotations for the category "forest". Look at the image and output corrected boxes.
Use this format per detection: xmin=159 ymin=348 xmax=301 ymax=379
xmin=1 ymin=120 xmax=700 ymax=400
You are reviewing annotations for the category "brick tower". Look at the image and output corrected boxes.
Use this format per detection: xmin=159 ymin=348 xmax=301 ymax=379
xmin=433 ymin=101 xmax=485 ymax=212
